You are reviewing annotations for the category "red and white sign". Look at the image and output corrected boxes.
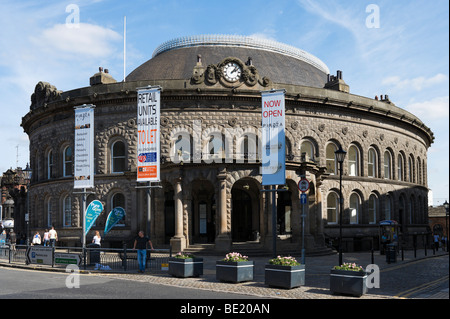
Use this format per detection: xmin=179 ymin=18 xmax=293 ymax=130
xmin=137 ymin=87 xmax=161 ymax=182
xmin=298 ymin=178 xmax=310 ymax=192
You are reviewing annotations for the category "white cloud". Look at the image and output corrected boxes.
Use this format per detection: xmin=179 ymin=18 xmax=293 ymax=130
xmin=405 ymin=96 xmax=449 ymax=121
xmin=382 ymin=74 xmax=448 ymax=91
xmin=31 ymin=23 xmax=122 ymax=59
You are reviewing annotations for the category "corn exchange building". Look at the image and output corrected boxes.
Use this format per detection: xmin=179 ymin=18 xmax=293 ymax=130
xmin=21 ymin=35 xmax=434 ymax=254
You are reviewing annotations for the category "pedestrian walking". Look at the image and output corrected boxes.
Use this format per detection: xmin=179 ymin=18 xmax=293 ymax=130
xmin=133 ymin=230 xmax=154 ymax=273
xmin=32 ymin=231 xmax=41 ymax=245
xmin=49 ymin=226 xmax=58 ymax=247
xmin=433 ymin=233 xmax=440 ymax=251
xmin=43 ymin=229 xmax=50 ymax=246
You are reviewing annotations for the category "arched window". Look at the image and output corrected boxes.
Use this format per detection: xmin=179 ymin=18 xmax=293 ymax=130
xmin=349 ymin=193 xmax=360 ymax=224
xmin=409 ymin=196 xmax=414 ymax=224
xmin=63 ymin=146 xmax=73 ymax=177
xmin=397 ymin=154 xmax=404 ymax=181
xmin=384 ymin=195 xmax=391 ymax=220
xmin=111 ymin=193 xmax=126 ymax=226
xmin=111 ymin=140 xmax=126 ymax=173
xmin=173 ymin=134 xmax=191 ymax=163
xmin=327 ymin=192 xmax=339 ymax=224
xmin=408 ymin=156 xmax=414 ymax=182
xmin=368 ymin=194 xmax=377 ymax=224
xmin=384 ymin=151 xmax=391 ymax=179
xmin=63 ymin=195 xmax=72 ymax=227
xmin=348 ymin=145 xmax=359 ymax=176
xmin=300 ymin=140 xmax=315 ymax=161
xmin=326 ymin=143 xmax=337 ymax=175
xmin=46 ymin=197 xmax=53 ymax=228
xmin=207 ymin=134 xmax=224 ymax=160
xmin=417 ymin=157 xmax=421 ymax=185
xmin=47 ymin=150 xmax=54 ymax=180
xmin=368 ymin=148 xmax=377 ymax=178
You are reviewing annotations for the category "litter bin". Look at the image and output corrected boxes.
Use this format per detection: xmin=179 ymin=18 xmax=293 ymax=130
xmin=386 ymin=243 xmax=397 ymax=263
xmin=88 ymin=244 xmax=101 ymax=265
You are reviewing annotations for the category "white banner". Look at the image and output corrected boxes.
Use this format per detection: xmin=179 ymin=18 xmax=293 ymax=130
xmin=74 ymin=105 xmax=95 ymax=189
xmin=261 ymin=90 xmax=286 ymax=186
xmin=137 ymin=87 xmax=161 ymax=182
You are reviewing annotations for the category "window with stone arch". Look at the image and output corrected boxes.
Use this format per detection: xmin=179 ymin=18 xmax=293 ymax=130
xmin=397 ymin=153 xmax=405 ymax=181
xmin=62 ymin=194 xmax=72 ymax=227
xmin=348 ymin=145 xmax=360 ymax=176
xmin=63 ymin=145 xmax=73 ymax=177
xmin=299 ymin=139 xmax=315 ymax=162
xmin=47 ymin=149 xmax=54 ymax=180
xmin=111 ymin=140 xmax=126 ymax=173
xmin=111 ymin=192 xmax=126 ymax=226
xmin=326 ymin=191 xmax=339 ymax=224
xmin=45 ymin=196 xmax=53 ymax=228
xmin=349 ymin=192 xmax=360 ymax=224
xmin=173 ymin=133 xmax=192 ymax=163
xmin=384 ymin=150 xmax=392 ymax=179
xmin=368 ymin=194 xmax=377 ymax=224
xmin=325 ymin=143 xmax=338 ymax=175
xmin=368 ymin=147 xmax=378 ymax=178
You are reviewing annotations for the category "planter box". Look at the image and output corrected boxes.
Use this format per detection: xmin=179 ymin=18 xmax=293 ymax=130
xmin=330 ymin=269 xmax=368 ymax=297
xmin=168 ymin=257 xmax=203 ymax=278
xmin=216 ymin=261 xmax=254 ymax=283
xmin=265 ymin=264 xmax=305 ymax=289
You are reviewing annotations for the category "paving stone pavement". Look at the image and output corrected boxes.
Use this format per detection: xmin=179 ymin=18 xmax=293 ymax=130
xmin=97 ymin=249 xmax=449 ymax=299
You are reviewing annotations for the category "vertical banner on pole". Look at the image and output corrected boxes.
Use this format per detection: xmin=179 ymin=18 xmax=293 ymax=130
xmin=261 ymin=90 xmax=286 ymax=186
xmin=84 ymin=200 xmax=103 ymax=236
xmin=74 ymin=105 xmax=95 ymax=189
xmin=137 ymin=87 xmax=161 ymax=182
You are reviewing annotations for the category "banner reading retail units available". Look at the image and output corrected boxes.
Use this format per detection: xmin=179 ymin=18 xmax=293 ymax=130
xmin=137 ymin=87 xmax=161 ymax=182
xmin=74 ymin=105 xmax=95 ymax=189
xmin=261 ymin=90 xmax=286 ymax=186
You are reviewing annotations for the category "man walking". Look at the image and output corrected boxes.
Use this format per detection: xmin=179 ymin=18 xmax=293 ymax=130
xmin=133 ymin=231 xmax=154 ymax=273
xmin=49 ymin=226 xmax=58 ymax=247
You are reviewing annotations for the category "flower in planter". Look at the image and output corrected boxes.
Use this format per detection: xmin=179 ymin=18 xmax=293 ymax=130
xmin=223 ymin=252 xmax=249 ymax=262
xmin=268 ymin=255 xmax=301 ymax=266
xmin=333 ymin=262 xmax=365 ymax=272
xmin=174 ymin=252 xmax=196 ymax=259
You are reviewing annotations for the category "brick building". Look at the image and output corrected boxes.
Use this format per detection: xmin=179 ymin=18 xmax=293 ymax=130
xmin=21 ymin=35 xmax=434 ymax=253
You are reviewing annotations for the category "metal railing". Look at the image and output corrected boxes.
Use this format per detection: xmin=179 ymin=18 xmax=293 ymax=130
xmin=0 ymin=244 xmax=171 ymax=273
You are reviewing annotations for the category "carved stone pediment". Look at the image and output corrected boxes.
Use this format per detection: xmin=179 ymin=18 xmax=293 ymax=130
xmin=30 ymin=81 xmax=62 ymax=110
xmin=191 ymin=57 xmax=271 ymax=88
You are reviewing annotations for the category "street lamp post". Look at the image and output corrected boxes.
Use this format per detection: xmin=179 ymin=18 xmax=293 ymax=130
xmin=443 ymin=200 xmax=449 ymax=252
xmin=23 ymin=163 xmax=32 ymax=246
xmin=335 ymin=146 xmax=347 ymax=266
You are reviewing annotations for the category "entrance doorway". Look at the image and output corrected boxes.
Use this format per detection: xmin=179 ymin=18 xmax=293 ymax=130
xmin=232 ymin=188 xmax=253 ymax=241
xmin=192 ymin=180 xmax=216 ymax=244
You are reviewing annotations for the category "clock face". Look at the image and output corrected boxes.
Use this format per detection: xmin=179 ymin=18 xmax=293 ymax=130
xmin=223 ymin=62 xmax=242 ymax=82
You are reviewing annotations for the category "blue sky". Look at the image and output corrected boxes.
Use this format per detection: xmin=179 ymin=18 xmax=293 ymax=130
xmin=0 ymin=0 xmax=448 ymax=205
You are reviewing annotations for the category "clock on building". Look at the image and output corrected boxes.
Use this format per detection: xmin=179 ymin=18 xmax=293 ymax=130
xmin=223 ymin=62 xmax=242 ymax=82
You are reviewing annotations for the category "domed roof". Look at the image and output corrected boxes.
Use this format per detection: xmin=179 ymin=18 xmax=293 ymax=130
xmin=126 ymin=35 xmax=330 ymax=88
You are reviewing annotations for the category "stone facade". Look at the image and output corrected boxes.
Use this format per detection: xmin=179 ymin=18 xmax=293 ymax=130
xmin=21 ymin=36 xmax=433 ymax=252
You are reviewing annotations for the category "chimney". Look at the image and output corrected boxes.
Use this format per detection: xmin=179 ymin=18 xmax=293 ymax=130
xmin=324 ymin=70 xmax=349 ymax=93
xmin=90 ymin=67 xmax=116 ymax=86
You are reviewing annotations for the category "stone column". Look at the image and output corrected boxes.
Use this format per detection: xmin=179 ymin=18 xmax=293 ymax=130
xmin=215 ymin=168 xmax=231 ymax=252
xmin=170 ymin=178 xmax=186 ymax=252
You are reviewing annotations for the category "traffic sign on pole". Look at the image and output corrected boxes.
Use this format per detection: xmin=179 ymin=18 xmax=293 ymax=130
xmin=300 ymin=193 xmax=307 ymax=204
xmin=298 ymin=178 xmax=310 ymax=192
